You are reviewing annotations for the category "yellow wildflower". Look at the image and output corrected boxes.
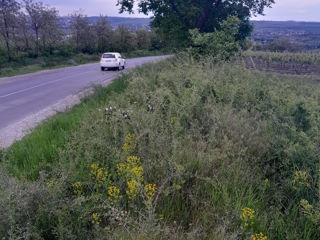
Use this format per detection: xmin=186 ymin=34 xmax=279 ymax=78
xmin=92 ymin=213 xmax=101 ymax=225
xmin=240 ymin=207 xmax=255 ymax=227
xmin=130 ymin=165 xmax=144 ymax=182
xmin=144 ymin=184 xmax=157 ymax=200
xmin=72 ymin=181 xmax=83 ymax=195
xmin=116 ymin=156 xmax=144 ymax=182
xmin=301 ymin=199 xmax=313 ymax=213
xmin=251 ymin=232 xmax=267 ymax=240
xmin=90 ymin=163 xmax=99 ymax=174
xmin=126 ymin=180 xmax=139 ymax=200
xmin=171 ymin=117 xmax=177 ymax=122
xmin=122 ymin=133 xmax=136 ymax=153
xmin=46 ymin=180 xmax=58 ymax=187
xmin=127 ymin=155 xmax=141 ymax=166
xmin=293 ymin=170 xmax=310 ymax=189
xmin=90 ymin=163 xmax=109 ymax=187
xmin=108 ymin=186 xmax=121 ymax=203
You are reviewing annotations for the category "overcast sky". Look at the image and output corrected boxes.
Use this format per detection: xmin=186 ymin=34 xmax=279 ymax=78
xmin=41 ymin=0 xmax=320 ymax=22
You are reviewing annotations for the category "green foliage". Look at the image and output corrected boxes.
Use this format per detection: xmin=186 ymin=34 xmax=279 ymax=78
xmin=1 ymin=55 xmax=320 ymax=239
xmin=293 ymin=102 xmax=311 ymax=132
xmin=189 ymin=16 xmax=241 ymax=59
xmin=0 ymin=2 xmax=165 ymax=71
xmin=118 ymin=0 xmax=274 ymax=47
xmin=56 ymin=43 xmax=75 ymax=57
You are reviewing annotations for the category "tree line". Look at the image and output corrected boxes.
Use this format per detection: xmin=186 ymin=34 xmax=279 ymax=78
xmin=1 ymin=0 xmax=275 ymax=65
xmin=0 ymin=0 xmax=162 ymax=63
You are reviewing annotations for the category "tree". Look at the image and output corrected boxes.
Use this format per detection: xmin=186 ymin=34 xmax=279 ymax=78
xmin=16 ymin=12 xmax=31 ymax=51
xmin=112 ymin=25 xmax=136 ymax=52
xmin=24 ymin=0 xmax=61 ymax=57
xmin=39 ymin=6 xmax=62 ymax=54
xmin=24 ymin=0 xmax=42 ymax=57
xmin=70 ymin=11 xmax=95 ymax=53
xmin=94 ymin=15 xmax=113 ymax=53
xmin=117 ymin=0 xmax=275 ymax=47
xmin=0 ymin=0 xmax=20 ymax=62
xmin=136 ymin=29 xmax=151 ymax=49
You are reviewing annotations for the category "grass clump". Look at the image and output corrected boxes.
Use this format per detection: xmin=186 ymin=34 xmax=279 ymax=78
xmin=1 ymin=54 xmax=320 ymax=239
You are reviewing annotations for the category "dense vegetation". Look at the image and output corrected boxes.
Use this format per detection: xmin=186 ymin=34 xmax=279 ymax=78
xmin=1 ymin=1 xmax=320 ymax=239
xmin=1 ymin=50 xmax=320 ymax=239
xmin=118 ymin=0 xmax=274 ymax=47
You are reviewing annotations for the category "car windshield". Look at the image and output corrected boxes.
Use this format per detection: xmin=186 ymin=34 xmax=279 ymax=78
xmin=102 ymin=54 xmax=116 ymax=58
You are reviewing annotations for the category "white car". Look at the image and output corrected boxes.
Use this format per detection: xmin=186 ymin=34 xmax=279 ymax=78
xmin=100 ymin=52 xmax=126 ymax=71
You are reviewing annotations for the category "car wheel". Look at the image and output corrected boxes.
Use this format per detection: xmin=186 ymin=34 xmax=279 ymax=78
xmin=101 ymin=67 xmax=105 ymax=71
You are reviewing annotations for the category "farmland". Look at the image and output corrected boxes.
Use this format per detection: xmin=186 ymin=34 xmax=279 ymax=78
xmin=243 ymin=51 xmax=320 ymax=75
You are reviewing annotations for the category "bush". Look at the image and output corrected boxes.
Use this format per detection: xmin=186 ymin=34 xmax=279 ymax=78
xmin=189 ymin=16 xmax=242 ymax=60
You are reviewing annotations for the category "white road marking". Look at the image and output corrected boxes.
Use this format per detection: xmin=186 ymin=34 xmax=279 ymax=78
xmin=0 ymin=70 xmax=94 ymax=99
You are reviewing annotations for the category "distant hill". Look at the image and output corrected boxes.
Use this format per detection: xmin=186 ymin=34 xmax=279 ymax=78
xmin=60 ymin=16 xmax=151 ymax=31
xmin=89 ymin=16 xmax=151 ymax=30
xmin=251 ymin=21 xmax=320 ymax=50
xmin=60 ymin=16 xmax=320 ymax=50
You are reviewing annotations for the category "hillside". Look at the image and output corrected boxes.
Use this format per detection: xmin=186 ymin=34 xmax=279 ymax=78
xmin=251 ymin=21 xmax=320 ymax=50
xmin=63 ymin=17 xmax=320 ymax=50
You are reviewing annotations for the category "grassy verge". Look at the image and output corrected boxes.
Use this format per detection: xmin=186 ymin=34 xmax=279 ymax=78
xmin=1 ymin=54 xmax=320 ymax=239
xmin=4 ymin=75 xmax=130 ymax=180
xmin=0 ymin=50 xmax=167 ymax=78
xmin=0 ymin=53 xmax=99 ymax=78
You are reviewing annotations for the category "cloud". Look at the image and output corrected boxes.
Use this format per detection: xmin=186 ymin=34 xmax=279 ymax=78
xmin=253 ymin=0 xmax=320 ymax=22
xmin=41 ymin=0 xmax=145 ymax=17
xmin=41 ymin=0 xmax=320 ymax=21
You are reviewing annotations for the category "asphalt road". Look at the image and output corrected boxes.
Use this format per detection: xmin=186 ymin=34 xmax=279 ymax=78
xmin=0 ymin=55 xmax=168 ymax=130
xmin=0 ymin=55 xmax=169 ymax=147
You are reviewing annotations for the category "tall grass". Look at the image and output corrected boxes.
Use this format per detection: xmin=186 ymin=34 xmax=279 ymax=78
xmin=1 ymin=54 xmax=320 ymax=239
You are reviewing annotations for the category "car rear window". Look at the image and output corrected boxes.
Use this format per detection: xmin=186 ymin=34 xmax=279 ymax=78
xmin=102 ymin=54 xmax=116 ymax=58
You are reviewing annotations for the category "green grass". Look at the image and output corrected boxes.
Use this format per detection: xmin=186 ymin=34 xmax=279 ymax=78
xmin=0 ymin=53 xmax=99 ymax=78
xmin=1 ymin=54 xmax=320 ymax=239
xmin=5 ymin=75 xmax=129 ymax=180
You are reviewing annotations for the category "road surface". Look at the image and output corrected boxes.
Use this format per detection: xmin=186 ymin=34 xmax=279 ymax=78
xmin=0 ymin=55 xmax=169 ymax=147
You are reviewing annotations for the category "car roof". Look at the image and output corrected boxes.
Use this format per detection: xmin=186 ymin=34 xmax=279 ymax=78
xmin=102 ymin=52 xmax=120 ymax=55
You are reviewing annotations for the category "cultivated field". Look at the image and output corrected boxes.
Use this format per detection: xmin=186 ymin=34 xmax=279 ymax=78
xmin=244 ymin=51 xmax=320 ymax=75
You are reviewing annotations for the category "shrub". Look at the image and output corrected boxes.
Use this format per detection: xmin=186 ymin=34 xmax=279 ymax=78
xmin=189 ymin=16 xmax=242 ymax=60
